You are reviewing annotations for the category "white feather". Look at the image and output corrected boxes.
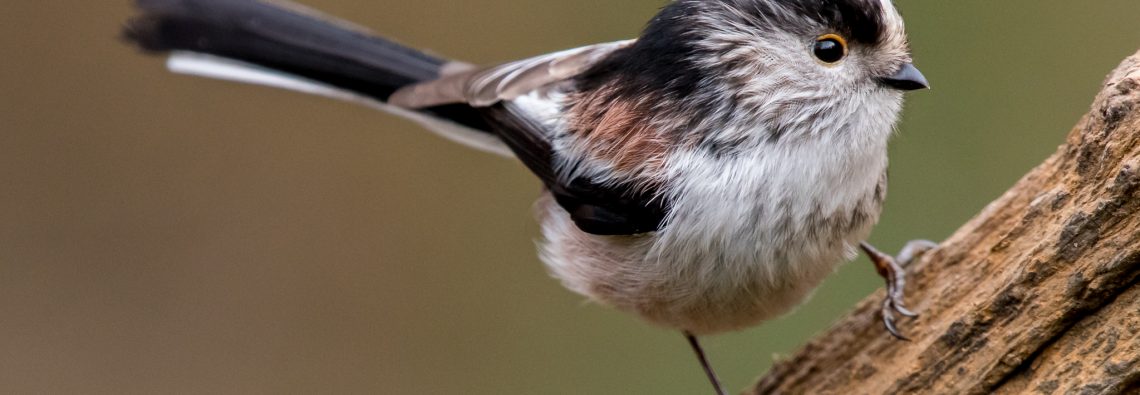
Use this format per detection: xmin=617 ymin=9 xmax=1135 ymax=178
xmin=165 ymin=51 xmax=515 ymax=157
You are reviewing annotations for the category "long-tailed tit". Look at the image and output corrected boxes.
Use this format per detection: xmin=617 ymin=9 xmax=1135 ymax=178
xmin=124 ymin=1 xmax=935 ymax=393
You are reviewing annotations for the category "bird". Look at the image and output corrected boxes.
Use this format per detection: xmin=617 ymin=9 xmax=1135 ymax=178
xmin=123 ymin=0 xmax=936 ymax=393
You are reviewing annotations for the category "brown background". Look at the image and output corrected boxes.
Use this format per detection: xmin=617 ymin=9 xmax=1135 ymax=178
xmin=2 ymin=1 xmax=1139 ymax=394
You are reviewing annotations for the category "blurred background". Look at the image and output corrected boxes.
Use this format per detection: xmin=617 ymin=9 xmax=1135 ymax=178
xmin=2 ymin=1 xmax=1138 ymax=394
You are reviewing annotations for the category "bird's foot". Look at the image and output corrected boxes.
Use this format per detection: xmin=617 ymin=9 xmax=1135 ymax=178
xmin=860 ymin=240 xmax=938 ymax=340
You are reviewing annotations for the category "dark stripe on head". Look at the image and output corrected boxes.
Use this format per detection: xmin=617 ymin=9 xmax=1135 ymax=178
xmin=815 ymin=0 xmax=889 ymax=44
xmin=724 ymin=0 xmax=889 ymax=45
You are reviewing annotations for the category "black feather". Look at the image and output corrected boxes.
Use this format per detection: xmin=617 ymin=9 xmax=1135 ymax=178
xmin=727 ymin=0 xmax=889 ymax=45
xmin=482 ymin=103 xmax=668 ymax=235
xmin=124 ymin=0 xmax=491 ymax=132
xmin=125 ymin=0 xmax=439 ymax=99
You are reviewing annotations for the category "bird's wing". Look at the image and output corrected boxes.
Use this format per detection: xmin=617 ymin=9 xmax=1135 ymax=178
xmin=481 ymin=102 xmax=669 ymax=235
xmin=388 ymin=40 xmax=634 ymax=108
xmin=394 ymin=40 xmax=669 ymax=235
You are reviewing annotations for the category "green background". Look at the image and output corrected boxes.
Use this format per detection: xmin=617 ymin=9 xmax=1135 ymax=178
xmin=2 ymin=1 xmax=1138 ymax=394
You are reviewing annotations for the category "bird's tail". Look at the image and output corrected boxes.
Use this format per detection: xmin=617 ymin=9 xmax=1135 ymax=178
xmin=123 ymin=0 xmax=509 ymax=154
xmin=123 ymin=0 xmax=447 ymax=101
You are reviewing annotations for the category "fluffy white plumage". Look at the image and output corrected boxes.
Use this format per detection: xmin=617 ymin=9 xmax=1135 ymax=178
xmin=536 ymin=0 xmax=910 ymax=334
xmin=541 ymin=89 xmax=900 ymax=334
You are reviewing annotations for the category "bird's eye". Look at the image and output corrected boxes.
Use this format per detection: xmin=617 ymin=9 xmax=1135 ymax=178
xmin=813 ymin=34 xmax=848 ymax=64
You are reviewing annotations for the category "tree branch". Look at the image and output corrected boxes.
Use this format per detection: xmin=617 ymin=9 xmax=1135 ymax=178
xmin=750 ymin=49 xmax=1140 ymax=395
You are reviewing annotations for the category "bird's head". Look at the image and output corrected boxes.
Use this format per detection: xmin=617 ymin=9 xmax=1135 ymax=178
xmin=579 ymin=0 xmax=927 ymax=149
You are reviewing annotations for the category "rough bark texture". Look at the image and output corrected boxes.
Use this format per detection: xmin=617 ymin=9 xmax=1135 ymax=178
xmin=750 ymin=50 xmax=1140 ymax=395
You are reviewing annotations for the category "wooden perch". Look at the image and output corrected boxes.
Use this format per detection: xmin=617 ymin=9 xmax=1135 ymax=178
xmin=750 ymin=50 xmax=1140 ymax=395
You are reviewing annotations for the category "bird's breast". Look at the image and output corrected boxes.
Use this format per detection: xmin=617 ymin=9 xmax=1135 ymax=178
xmin=538 ymin=137 xmax=889 ymax=334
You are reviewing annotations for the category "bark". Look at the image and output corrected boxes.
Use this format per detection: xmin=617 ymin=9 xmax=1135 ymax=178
xmin=749 ymin=50 xmax=1140 ymax=395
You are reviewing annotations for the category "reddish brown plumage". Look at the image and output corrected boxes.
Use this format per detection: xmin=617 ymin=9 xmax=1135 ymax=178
xmin=566 ymin=86 xmax=671 ymax=179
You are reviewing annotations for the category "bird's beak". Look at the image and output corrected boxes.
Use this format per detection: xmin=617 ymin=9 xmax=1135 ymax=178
xmin=879 ymin=63 xmax=929 ymax=91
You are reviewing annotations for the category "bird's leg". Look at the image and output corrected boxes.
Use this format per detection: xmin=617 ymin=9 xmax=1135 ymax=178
xmin=859 ymin=240 xmax=938 ymax=340
xmin=684 ymin=332 xmax=728 ymax=395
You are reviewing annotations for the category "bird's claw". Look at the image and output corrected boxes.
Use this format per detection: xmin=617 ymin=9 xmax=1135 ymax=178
xmin=861 ymin=240 xmax=937 ymax=341
xmin=881 ymin=298 xmax=909 ymax=341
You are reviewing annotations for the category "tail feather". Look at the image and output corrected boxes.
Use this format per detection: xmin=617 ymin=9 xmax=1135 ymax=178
xmin=124 ymin=0 xmax=507 ymax=154
xmin=124 ymin=0 xmax=444 ymax=102
xmin=165 ymin=51 xmax=354 ymax=98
